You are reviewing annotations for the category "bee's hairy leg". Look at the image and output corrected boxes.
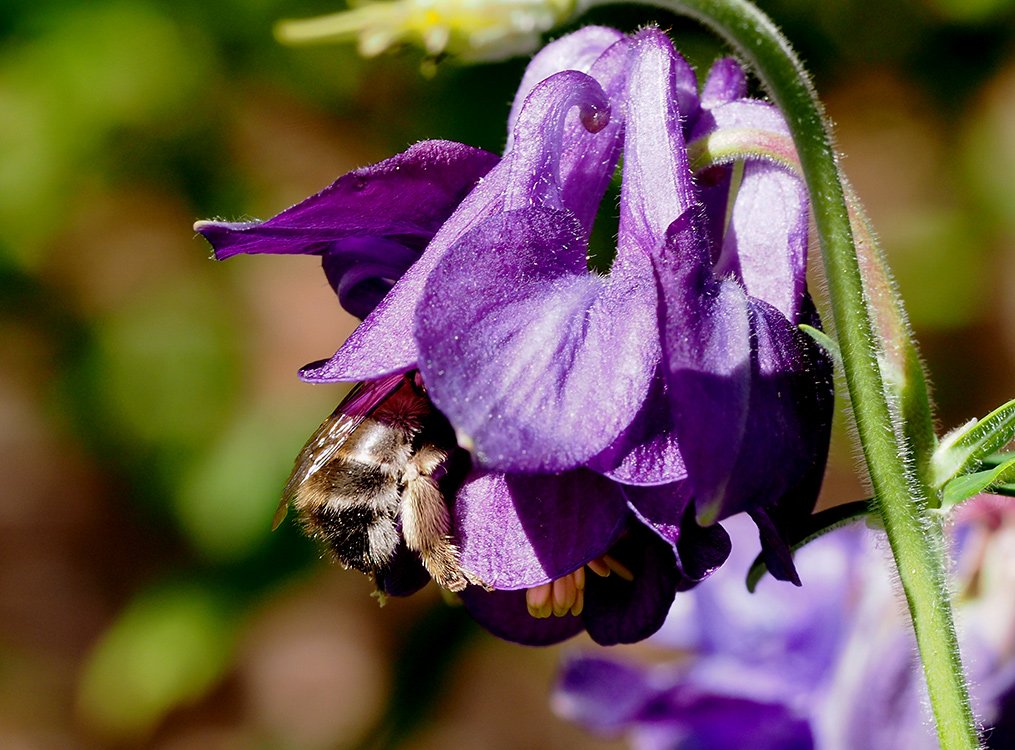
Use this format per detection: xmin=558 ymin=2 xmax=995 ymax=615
xmin=400 ymin=447 xmax=487 ymax=592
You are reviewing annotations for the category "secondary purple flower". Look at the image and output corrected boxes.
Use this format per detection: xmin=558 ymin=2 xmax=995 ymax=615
xmin=196 ymin=26 xmax=833 ymax=645
xmin=554 ymin=499 xmax=1015 ymax=748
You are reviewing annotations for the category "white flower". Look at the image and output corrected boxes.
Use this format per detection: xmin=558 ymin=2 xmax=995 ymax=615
xmin=275 ymin=0 xmax=580 ymax=62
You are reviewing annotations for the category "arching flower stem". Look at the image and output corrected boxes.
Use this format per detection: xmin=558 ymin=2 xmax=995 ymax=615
xmin=584 ymin=0 xmax=978 ymax=747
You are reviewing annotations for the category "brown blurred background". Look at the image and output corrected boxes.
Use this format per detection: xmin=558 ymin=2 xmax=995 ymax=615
xmin=1 ymin=0 xmax=1013 ymax=747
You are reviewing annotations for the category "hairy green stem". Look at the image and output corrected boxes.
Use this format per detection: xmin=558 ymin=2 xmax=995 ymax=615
xmin=586 ymin=0 xmax=979 ymax=746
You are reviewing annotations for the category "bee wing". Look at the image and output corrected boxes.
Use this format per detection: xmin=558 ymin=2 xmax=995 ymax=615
xmin=274 ymin=372 xmax=410 ymax=530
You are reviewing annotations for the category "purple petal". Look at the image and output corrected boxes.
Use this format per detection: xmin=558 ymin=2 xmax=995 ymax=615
xmin=196 ymin=140 xmax=498 ymax=319
xmin=582 ymin=524 xmax=682 ymax=645
xmin=554 ymin=656 xmax=658 ymax=732
xmin=508 ymin=29 xmax=636 ymax=233
xmin=507 ymin=26 xmax=626 ymax=141
xmin=653 ymin=209 xmax=833 ymax=529
xmin=304 ymin=67 xmax=621 ymax=383
xmin=701 ymin=57 xmax=748 ymax=108
xmin=458 ymin=588 xmax=583 ymax=646
xmin=554 ymin=37 xmax=633 ymax=233
xmin=640 ymin=690 xmax=814 ymax=750
xmin=498 ymin=69 xmax=612 ymax=213
xmin=452 ymin=469 xmax=629 ymax=589
xmin=588 ymin=373 xmax=687 ymax=485
xmin=618 ymin=29 xmax=697 ymax=259
xmin=653 ymin=208 xmax=752 ymax=524
xmin=416 ymin=207 xmax=658 ymax=472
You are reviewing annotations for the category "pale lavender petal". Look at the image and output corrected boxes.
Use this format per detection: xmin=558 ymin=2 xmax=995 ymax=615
xmin=690 ymin=97 xmax=789 ymax=141
xmin=681 ymin=515 xmax=858 ymax=687
xmin=714 ymin=160 xmax=809 ymax=322
xmin=554 ymin=657 xmax=658 ymax=732
xmin=689 ymin=99 xmax=810 ymax=321
xmin=416 ymin=207 xmax=658 ymax=472
xmin=557 ymin=656 xmax=814 ymax=750
xmin=453 ymin=469 xmax=629 ymax=589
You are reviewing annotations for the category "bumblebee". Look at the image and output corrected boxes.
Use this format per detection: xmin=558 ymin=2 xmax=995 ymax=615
xmin=276 ymin=372 xmax=481 ymax=592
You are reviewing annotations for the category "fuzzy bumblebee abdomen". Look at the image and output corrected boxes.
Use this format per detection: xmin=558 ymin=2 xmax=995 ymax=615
xmin=298 ymin=456 xmax=405 ymax=573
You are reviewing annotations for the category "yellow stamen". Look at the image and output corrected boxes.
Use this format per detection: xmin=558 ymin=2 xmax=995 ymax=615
xmin=525 ymin=582 xmax=552 ymax=618
xmin=552 ymin=575 xmax=576 ymax=617
xmin=570 ymin=587 xmax=584 ymax=617
xmin=524 ymin=555 xmax=636 ymax=620
xmin=603 ymin=554 xmax=635 ymax=582
xmin=573 ymin=565 xmax=585 ymax=592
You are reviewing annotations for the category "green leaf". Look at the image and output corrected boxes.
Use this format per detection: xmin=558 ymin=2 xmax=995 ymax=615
xmin=799 ymin=323 xmax=841 ymax=364
xmin=746 ymin=500 xmax=870 ymax=592
xmin=931 ymin=398 xmax=1015 ymax=487
xmin=77 ymin=583 xmax=238 ymax=741
xmin=941 ymin=455 xmax=1015 ymax=509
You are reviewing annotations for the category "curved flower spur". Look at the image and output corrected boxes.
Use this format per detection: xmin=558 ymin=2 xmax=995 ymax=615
xmin=196 ymin=27 xmax=833 ymax=645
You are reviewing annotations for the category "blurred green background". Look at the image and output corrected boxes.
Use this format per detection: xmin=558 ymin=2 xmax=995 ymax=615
xmin=1 ymin=0 xmax=1013 ymax=747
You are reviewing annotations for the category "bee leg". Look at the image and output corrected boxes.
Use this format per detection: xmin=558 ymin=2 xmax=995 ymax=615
xmin=400 ymin=447 xmax=486 ymax=592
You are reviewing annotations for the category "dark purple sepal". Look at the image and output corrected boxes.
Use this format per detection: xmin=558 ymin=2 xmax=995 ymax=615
xmin=458 ymin=587 xmax=584 ymax=646
xmin=582 ymin=524 xmax=682 ymax=646
xmin=750 ymin=509 xmax=801 ymax=586
xmin=452 ymin=469 xmax=629 ymax=589
xmin=625 ymin=483 xmax=732 ymax=591
xmin=374 ymin=541 xmax=431 ymax=597
xmin=196 ymin=140 xmax=498 ymax=320
xmin=320 ymin=237 xmax=420 ymax=320
xmin=196 ymin=141 xmax=497 ymax=260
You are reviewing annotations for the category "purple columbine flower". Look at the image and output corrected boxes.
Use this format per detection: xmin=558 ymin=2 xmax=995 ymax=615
xmin=196 ymin=27 xmax=833 ymax=645
xmin=554 ymin=499 xmax=1015 ymax=748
